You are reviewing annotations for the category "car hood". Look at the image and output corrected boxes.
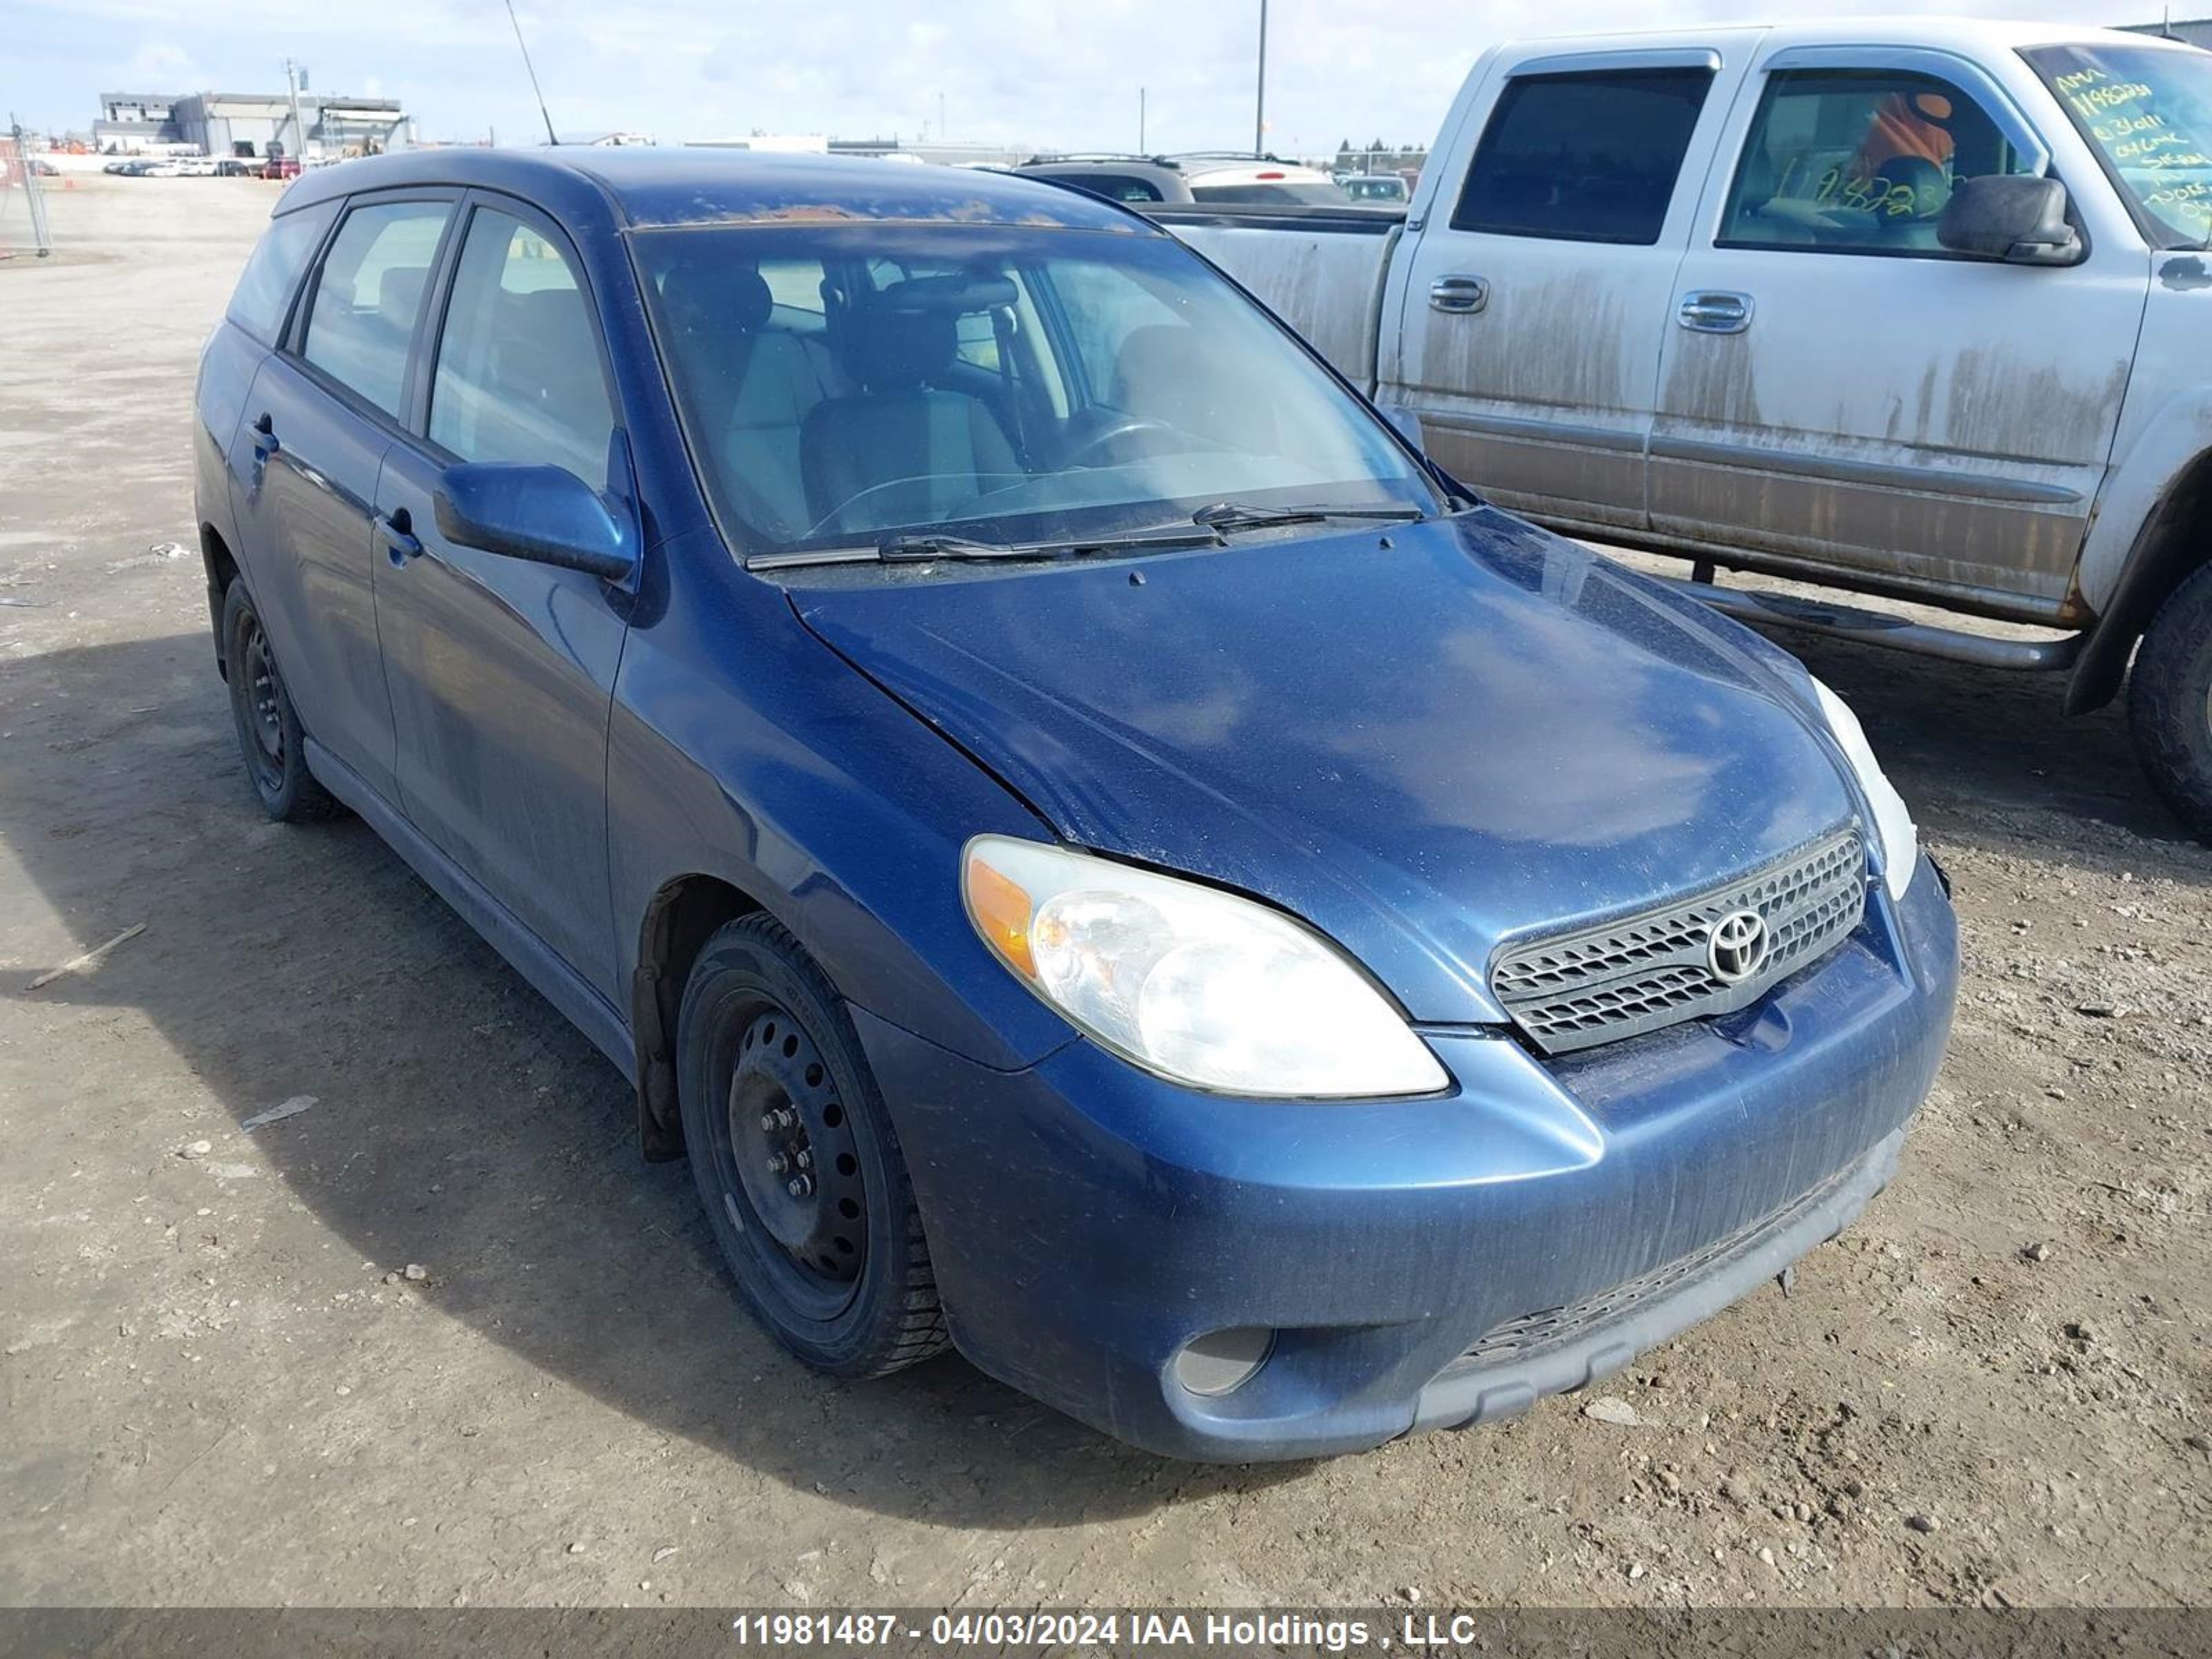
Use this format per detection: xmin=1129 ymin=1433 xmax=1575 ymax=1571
xmin=790 ymin=509 xmax=1859 ymax=1026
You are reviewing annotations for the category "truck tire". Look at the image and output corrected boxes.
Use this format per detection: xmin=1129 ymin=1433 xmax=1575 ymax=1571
xmin=2128 ymin=560 xmax=2212 ymax=839
xmin=675 ymin=912 xmax=949 ymax=1378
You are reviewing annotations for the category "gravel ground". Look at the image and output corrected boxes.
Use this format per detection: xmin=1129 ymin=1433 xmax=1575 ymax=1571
xmin=1 ymin=176 xmax=2206 ymax=1613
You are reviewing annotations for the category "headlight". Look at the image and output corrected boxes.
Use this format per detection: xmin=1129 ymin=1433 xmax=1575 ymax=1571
xmin=962 ymin=836 xmax=1447 ymax=1098
xmin=1810 ymin=678 xmax=1918 ymax=902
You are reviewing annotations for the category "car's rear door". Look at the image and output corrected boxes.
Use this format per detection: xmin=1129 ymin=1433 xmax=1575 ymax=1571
xmin=371 ymin=193 xmax=629 ymax=1000
xmin=1385 ymin=41 xmax=1746 ymax=536
xmin=229 ymin=189 xmax=457 ymax=804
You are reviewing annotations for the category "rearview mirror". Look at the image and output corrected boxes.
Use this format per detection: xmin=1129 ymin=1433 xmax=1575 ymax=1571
xmin=1937 ymin=176 xmax=2083 ymax=266
xmin=433 ymin=463 xmax=635 ymax=583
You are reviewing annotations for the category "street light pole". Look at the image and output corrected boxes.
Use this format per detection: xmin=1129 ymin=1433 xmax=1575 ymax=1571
xmin=283 ymin=58 xmax=306 ymax=162
xmin=1253 ymin=0 xmax=1268 ymax=156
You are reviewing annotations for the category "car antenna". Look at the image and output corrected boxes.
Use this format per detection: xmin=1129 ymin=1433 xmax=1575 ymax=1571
xmin=503 ymin=0 xmax=561 ymax=145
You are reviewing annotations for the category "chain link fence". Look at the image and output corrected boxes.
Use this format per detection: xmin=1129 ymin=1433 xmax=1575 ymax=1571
xmin=1 ymin=133 xmax=56 ymax=261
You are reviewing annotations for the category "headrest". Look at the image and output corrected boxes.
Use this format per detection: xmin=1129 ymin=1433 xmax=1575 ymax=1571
xmin=836 ymin=305 xmax=957 ymax=391
xmin=658 ymin=254 xmax=774 ymax=338
xmin=375 ymin=265 xmax=429 ymax=321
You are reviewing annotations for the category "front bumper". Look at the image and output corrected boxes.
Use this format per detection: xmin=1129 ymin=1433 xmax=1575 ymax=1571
xmin=855 ymin=856 xmax=1959 ymax=1461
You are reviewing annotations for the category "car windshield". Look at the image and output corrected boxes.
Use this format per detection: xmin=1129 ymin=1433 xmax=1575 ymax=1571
xmin=635 ymin=223 xmax=1434 ymax=559
xmin=2025 ymin=41 xmax=2212 ymax=247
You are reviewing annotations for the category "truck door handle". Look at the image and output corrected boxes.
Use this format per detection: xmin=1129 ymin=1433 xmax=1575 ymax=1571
xmin=1429 ymin=274 xmax=1490 ymax=315
xmin=250 ymin=413 xmax=281 ymax=458
xmin=1678 ymin=291 xmax=1754 ymax=334
xmin=375 ymin=509 xmax=424 ymax=565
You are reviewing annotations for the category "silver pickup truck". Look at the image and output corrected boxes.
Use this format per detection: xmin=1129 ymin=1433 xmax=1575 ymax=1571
xmin=1150 ymin=19 xmax=2212 ymax=835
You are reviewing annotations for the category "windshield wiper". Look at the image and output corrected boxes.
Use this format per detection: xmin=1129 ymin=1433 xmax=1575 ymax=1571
xmin=748 ymin=523 xmax=1224 ymax=572
xmin=1191 ymin=500 xmax=1427 ymax=533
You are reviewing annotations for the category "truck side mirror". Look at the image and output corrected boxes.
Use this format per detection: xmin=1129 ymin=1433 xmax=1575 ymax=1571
xmin=1937 ymin=176 xmax=2083 ymax=267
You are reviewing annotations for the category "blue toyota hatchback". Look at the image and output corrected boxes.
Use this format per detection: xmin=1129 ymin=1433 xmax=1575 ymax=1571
xmin=193 ymin=149 xmax=1958 ymax=1461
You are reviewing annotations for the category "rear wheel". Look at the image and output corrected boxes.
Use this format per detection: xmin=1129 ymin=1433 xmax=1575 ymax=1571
xmin=676 ymin=913 xmax=947 ymax=1377
xmin=221 ymin=581 xmax=341 ymax=823
xmin=2128 ymin=560 xmax=2212 ymax=841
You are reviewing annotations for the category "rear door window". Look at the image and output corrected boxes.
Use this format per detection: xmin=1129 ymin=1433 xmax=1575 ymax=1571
xmin=299 ymin=200 xmax=453 ymax=417
xmin=226 ymin=200 xmax=337 ymax=343
xmin=1451 ymin=66 xmax=1715 ymax=244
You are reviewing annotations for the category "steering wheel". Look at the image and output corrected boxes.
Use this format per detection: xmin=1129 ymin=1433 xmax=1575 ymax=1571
xmin=1059 ymin=415 xmax=1184 ymax=469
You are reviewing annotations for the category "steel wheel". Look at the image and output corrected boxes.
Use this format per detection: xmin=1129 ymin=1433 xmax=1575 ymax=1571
xmin=722 ymin=1005 xmax=868 ymax=1314
xmin=236 ymin=612 xmax=287 ymax=795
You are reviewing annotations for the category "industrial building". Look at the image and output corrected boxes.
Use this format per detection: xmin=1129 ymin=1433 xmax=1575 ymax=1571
xmin=92 ymin=89 xmax=411 ymax=158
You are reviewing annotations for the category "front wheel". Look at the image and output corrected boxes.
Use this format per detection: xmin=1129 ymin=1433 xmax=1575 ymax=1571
xmin=676 ymin=913 xmax=948 ymax=1377
xmin=2128 ymin=561 xmax=2212 ymax=841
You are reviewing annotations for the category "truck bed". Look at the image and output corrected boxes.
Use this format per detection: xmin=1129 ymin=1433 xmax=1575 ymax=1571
xmin=1143 ymin=203 xmax=1403 ymax=390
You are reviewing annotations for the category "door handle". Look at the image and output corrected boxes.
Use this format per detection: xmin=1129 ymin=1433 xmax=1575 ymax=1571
xmin=1678 ymin=290 xmax=1754 ymax=334
xmin=1429 ymin=274 xmax=1490 ymax=315
xmin=250 ymin=412 xmax=281 ymax=458
xmin=375 ymin=509 xmax=424 ymax=565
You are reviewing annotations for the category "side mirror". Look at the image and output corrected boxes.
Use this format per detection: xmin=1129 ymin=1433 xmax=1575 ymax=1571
xmin=433 ymin=463 xmax=635 ymax=583
xmin=1379 ymin=403 xmax=1427 ymax=453
xmin=1937 ymin=176 xmax=2083 ymax=266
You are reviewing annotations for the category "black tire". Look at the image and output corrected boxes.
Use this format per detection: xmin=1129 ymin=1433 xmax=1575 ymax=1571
xmin=676 ymin=912 xmax=947 ymax=1377
xmin=2128 ymin=560 xmax=2212 ymax=840
xmin=221 ymin=581 xmax=341 ymax=823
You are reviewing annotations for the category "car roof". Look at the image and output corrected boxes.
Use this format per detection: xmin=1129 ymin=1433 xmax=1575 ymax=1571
xmin=276 ymin=146 xmax=1159 ymax=236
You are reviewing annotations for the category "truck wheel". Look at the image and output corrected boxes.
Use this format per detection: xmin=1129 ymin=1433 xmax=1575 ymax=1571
xmin=675 ymin=912 xmax=948 ymax=1378
xmin=221 ymin=581 xmax=341 ymax=823
xmin=2129 ymin=561 xmax=2212 ymax=839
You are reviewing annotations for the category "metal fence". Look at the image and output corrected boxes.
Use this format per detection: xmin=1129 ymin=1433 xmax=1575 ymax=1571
xmin=1 ymin=134 xmax=55 ymax=261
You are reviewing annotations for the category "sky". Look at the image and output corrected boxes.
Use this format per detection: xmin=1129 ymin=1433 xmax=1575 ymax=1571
xmin=6 ymin=0 xmax=2167 ymax=156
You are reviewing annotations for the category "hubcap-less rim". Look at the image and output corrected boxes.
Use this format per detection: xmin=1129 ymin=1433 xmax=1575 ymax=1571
xmin=724 ymin=1007 xmax=866 ymax=1304
xmin=236 ymin=616 xmax=285 ymax=790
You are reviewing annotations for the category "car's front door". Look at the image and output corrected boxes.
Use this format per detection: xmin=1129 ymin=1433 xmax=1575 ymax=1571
xmin=372 ymin=196 xmax=629 ymax=1000
xmin=1651 ymin=47 xmax=2146 ymax=613
xmin=230 ymin=192 xmax=453 ymax=803
xmin=1388 ymin=46 xmax=1739 ymax=537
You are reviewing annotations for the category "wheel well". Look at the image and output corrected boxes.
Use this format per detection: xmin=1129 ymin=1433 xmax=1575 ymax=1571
xmin=631 ymin=874 xmax=765 ymax=1160
xmin=2068 ymin=451 xmax=2212 ymax=716
xmin=201 ymin=524 xmax=241 ymax=680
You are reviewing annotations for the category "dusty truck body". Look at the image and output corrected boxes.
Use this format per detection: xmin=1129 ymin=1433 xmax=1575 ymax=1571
xmin=1148 ymin=20 xmax=2212 ymax=833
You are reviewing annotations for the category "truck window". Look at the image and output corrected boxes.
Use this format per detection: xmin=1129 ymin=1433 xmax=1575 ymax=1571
xmin=1719 ymin=69 xmax=2037 ymax=255
xmin=1450 ymin=67 xmax=1714 ymax=245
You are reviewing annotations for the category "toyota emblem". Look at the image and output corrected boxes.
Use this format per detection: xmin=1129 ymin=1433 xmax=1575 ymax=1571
xmin=1707 ymin=909 xmax=1770 ymax=984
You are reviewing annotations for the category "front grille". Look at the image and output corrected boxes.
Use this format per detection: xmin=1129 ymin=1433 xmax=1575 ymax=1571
xmin=1492 ymin=827 xmax=1866 ymax=1055
xmin=1450 ymin=1160 xmax=1854 ymax=1371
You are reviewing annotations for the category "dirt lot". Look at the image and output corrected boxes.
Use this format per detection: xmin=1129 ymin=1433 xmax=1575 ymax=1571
xmin=2 ymin=176 xmax=2207 ymax=1613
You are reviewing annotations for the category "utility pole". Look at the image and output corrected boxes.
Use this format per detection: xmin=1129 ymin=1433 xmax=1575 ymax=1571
xmin=283 ymin=58 xmax=306 ymax=161
xmin=1139 ymin=86 xmax=1147 ymax=153
xmin=1253 ymin=0 xmax=1268 ymax=156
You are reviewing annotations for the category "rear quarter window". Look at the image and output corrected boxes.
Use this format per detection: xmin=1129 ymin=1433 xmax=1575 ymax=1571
xmin=225 ymin=201 xmax=338 ymax=343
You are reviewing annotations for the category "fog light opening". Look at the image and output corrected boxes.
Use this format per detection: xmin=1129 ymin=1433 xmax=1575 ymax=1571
xmin=1173 ymin=1327 xmax=1276 ymax=1398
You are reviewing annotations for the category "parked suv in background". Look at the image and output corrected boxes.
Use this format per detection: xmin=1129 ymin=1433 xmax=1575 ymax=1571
xmin=1015 ymin=151 xmax=1348 ymax=207
xmin=192 ymin=148 xmax=1956 ymax=1461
